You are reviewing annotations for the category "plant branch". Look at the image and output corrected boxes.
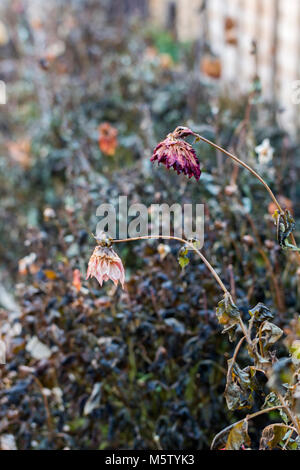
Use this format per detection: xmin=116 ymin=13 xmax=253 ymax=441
xmin=277 ymin=392 xmax=300 ymax=435
xmin=210 ymin=405 xmax=285 ymax=449
xmin=113 ymin=235 xmax=229 ymax=295
xmin=195 ymin=133 xmax=282 ymax=211
xmin=193 ymin=132 xmax=300 ymax=262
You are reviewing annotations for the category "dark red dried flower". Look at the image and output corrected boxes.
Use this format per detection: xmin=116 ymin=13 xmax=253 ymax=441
xmin=151 ymin=126 xmax=201 ymax=181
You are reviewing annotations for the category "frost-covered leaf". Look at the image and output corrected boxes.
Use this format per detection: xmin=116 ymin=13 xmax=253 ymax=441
xmin=263 ymin=392 xmax=289 ymax=424
xmin=249 ymin=303 xmax=273 ymax=323
xmin=260 ymin=424 xmax=288 ymax=450
xmin=225 ymin=420 xmax=251 ymax=450
xmin=225 ymin=359 xmax=255 ymax=410
xmin=261 ymin=321 xmax=283 ymax=350
xmin=216 ymin=293 xmax=240 ymax=342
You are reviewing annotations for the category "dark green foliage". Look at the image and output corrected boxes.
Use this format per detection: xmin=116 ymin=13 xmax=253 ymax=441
xmin=0 ymin=0 xmax=299 ymax=451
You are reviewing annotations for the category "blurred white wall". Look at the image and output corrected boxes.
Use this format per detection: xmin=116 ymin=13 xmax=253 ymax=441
xmin=149 ymin=0 xmax=300 ymax=134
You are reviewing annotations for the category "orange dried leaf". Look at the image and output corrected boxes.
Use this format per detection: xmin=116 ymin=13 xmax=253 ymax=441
xmin=72 ymin=269 xmax=81 ymax=292
xmin=98 ymin=122 xmax=118 ymax=156
xmin=44 ymin=270 xmax=57 ymax=280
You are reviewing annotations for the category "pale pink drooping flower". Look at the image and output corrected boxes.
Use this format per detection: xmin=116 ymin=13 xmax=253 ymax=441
xmin=86 ymin=245 xmax=125 ymax=289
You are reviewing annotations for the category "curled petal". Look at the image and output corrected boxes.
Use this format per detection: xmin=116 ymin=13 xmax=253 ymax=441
xmin=86 ymin=245 xmax=125 ymax=290
xmin=151 ymin=133 xmax=201 ymax=181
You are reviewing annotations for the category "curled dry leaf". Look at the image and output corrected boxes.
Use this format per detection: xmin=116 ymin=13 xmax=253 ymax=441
xmin=225 ymin=419 xmax=251 ymax=450
xmin=216 ymin=293 xmax=240 ymax=342
xmin=249 ymin=303 xmax=274 ymax=324
xmin=260 ymin=321 xmax=283 ymax=350
xmin=260 ymin=424 xmax=290 ymax=450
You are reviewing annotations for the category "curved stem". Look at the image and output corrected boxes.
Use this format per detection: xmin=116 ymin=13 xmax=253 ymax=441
xmin=195 ymin=133 xmax=282 ymax=211
xmin=210 ymin=405 xmax=285 ymax=449
xmin=277 ymin=393 xmax=300 ymax=435
xmin=113 ymin=235 xmax=228 ymax=295
xmin=194 ymin=133 xmax=300 ymax=262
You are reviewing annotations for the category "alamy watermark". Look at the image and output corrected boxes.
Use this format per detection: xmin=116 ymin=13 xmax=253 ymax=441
xmin=95 ymin=196 xmax=205 ymax=248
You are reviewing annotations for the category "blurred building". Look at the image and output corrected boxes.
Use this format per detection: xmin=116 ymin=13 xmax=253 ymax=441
xmin=149 ymin=0 xmax=300 ymax=134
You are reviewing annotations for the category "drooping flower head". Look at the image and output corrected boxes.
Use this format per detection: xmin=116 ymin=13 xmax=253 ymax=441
xmin=151 ymin=126 xmax=201 ymax=181
xmin=86 ymin=233 xmax=125 ymax=289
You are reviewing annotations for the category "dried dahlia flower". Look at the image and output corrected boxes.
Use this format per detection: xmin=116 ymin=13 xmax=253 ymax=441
xmin=151 ymin=126 xmax=201 ymax=181
xmin=86 ymin=245 xmax=125 ymax=289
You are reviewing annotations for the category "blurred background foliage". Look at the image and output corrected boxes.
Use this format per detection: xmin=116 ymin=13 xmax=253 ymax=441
xmin=0 ymin=0 xmax=299 ymax=450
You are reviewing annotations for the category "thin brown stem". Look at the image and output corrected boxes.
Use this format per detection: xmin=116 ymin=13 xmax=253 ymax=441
xmin=113 ymin=235 xmax=228 ymax=295
xmin=195 ymin=133 xmax=282 ymax=211
xmin=232 ymin=336 xmax=246 ymax=363
xmin=238 ymin=317 xmax=251 ymax=345
xmin=277 ymin=393 xmax=300 ymax=435
xmin=194 ymin=132 xmax=300 ymax=262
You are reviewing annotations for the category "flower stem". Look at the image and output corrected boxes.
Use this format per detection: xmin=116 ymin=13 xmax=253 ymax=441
xmin=195 ymin=133 xmax=282 ymax=211
xmin=113 ymin=235 xmax=229 ymax=295
xmin=194 ymin=133 xmax=300 ymax=262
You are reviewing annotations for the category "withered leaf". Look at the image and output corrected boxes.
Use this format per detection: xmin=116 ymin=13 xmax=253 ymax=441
xmin=177 ymin=246 xmax=189 ymax=269
xmin=260 ymin=424 xmax=289 ymax=450
xmin=263 ymin=392 xmax=289 ymax=424
xmin=216 ymin=293 xmax=240 ymax=342
xmin=261 ymin=321 xmax=283 ymax=350
xmin=249 ymin=303 xmax=274 ymax=323
xmin=274 ymin=209 xmax=296 ymax=250
xmin=225 ymin=419 xmax=251 ymax=450
xmin=225 ymin=359 xmax=255 ymax=410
